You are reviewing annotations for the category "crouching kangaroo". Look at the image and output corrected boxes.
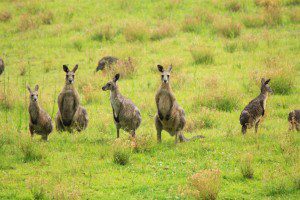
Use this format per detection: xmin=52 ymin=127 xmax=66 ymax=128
xmin=155 ymin=65 xmax=204 ymax=143
xmin=27 ymin=85 xmax=53 ymax=141
xmin=240 ymin=78 xmax=273 ymax=134
xmin=102 ymin=74 xmax=141 ymax=138
xmin=55 ymin=64 xmax=88 ymax=132
xmin=288 ymin=110 xmax=300 ymax=131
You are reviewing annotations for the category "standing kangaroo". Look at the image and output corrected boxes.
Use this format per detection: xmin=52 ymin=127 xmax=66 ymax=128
xmin=27 ymin=85 xmax=53 ymax=141
xmin=288 ymin=110 xmax=300 ymax=131
xmin=102 ymin=74 xmax=141 ymax=138
xmin=155 ymin=65 xmax=204 ymax=143
xmin=240 ymin=78 xmax=273 ymax=134
xmin=0 ymin=58 xmax=4 ymax=75
xmin=55 ymin=64 xmax=88 ymax=132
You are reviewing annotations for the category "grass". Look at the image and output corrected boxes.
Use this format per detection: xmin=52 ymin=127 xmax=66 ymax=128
xmin=0 ymin=0 xmax=299 ymax=199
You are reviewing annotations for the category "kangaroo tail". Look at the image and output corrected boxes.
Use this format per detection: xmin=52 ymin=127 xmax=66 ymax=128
xmin=179 ymin=133 xmax=205 ymax=142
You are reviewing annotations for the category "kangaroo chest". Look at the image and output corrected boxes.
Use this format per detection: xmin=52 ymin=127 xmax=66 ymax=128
xmin=110 ymin=93 xmax=122 ymax=118
xmin=62 ymin=91 xmax=77 ymax=120
xmin=158 ymin=91 xmax=172 ymax=116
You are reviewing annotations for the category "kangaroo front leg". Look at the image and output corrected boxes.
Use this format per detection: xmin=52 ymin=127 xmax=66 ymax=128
xmin=175 ymin=132 xmax=179 ymax=144
xmin=155 ymin=115 xmax=163 ymax=143
xmin=116 ymin=127 xmax=120 ymax=138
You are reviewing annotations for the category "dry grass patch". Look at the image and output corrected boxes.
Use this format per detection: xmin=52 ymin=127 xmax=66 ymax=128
xmin=263 ymin=5 xmax=283 ymax=26
xmin=91 ymin=24 xmax=117 ymax=41
xmin=39 ymin=11 xmax=54 ymax=25
xmin=104 ymin=57 xmax=136 ymax=78
xmin=214 ymin=19 xmax=242 ymax=38
xmin=182 ymin=15 xmax=201 ymax=32
xmin=112 ymin=138 xmax=131 ymax=165
xmin=255 ymin=0 xmax=281 ymax=7
xmin=242 ymin=14 xmax=265 ymax=28
xmin=150 ymin=22 xmax=176 ymax=40
xmin=225 ymin=0 xmax=242 ymax=12
xmin=0 ymin=11 xmax=12 ymax=22
xmin=190 ymin=46 xmax=214 ymax=64
xmin=240 ymin=153 xmax=254 ymax=179
xmin=241 ymin=34 xmax=259 ymax=51
xmin=224 ymin=41 xmax=238 ymax=53
xmin=185 ymin=169 xmax=222 ymax=200
xmin=123 ymin=21 xmax=149 ymax=42
xmin=18 ymin=14 xmax=40 ymax=31
xmin=289 ymin=8 xmax=300 ymax=23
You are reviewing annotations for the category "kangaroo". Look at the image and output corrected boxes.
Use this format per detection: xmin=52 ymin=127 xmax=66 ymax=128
xmin=155 ymin=65 xmax=204 ymax=143
xmin=102 ymin=74 xmax=141 ymax=138
xmin=27 ymin=85 xmax=53 ymax=141
xmin=55 ymin=64 xmax=88 ymax=132
xmin=0 ymin=58 xmax=4 ymax=75
xmin=96 ymin=56 xmax=118 ymax=72
xmin=240 ymin=78 xmax=273 ymax=134
xmin=288 ymin=110 xmax=300 ymax=131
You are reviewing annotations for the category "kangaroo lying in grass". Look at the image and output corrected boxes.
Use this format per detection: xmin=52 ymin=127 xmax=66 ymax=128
xmin=102 ymin=74 xmax=141 ymax=138
xmin=240 ymin=78 xmax=273 ymax=134
xmin=288 ymin=110 xmax=300 ymax=131
xmin=27 ymin=85 xmax=53 ymax=141
xmin=96 ymin=56 xmax=118 ymax=72
xmin=155 ymin=65 xmax=204 ymax=143
xmin=55 ymin=64 xmax=88 ymax=132
xmin=0 ymin=58 xmax=4 ymax=75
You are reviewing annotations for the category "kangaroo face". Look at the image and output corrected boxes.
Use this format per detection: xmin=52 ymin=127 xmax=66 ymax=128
xmin=261 ymin=78 xmax=273 ymax=94
xmin=102 ymin=73 xmax=120 ymax=91
xmin=157 ymin=64 xmax=172 ymax=84
xmin=63 ymin=64 xmax=78 ymax=85
xmin=27 ymin=85 xmax=39 ymax=102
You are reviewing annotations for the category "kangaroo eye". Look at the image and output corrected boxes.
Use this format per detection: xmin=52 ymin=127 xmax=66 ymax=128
xmin=167 ymin=75 xmax=170 ymax=78
xmin=72 ymin=75 xmax=74 ymax=78
xmin=31 ymin=94 xmax=33 ymax=97
xmin=161 ymin=75 xmax=164 ymax=78
xmin=108 ymin=83 xmax=111 ymax=86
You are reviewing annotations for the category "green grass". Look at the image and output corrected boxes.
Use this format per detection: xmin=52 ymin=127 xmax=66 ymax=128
xmin=0 ymin=0 xmax=300 ymax=199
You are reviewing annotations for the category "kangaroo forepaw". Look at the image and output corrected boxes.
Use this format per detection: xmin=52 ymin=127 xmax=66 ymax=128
xmin=158 ymin=112 xmax=163 ymax=121
xmin=165 ymin=114 xmax=170 ymax=121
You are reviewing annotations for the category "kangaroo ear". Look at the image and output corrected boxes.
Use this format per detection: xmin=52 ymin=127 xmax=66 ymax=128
xmin=261 ymin=78 xmax=266 ymax=85
xmin=26 ymin=85 xmax=31 ymax=93
xmin=265 ymin=79 xmax=271 ymax=84
xmin=168 ymin=65 xmax=172 ymax=72
xmin=63 ymin=65 xmax=69 ymax=73
xmin=72 ymin=64 xmax=78 ymax=73
xmin=114 ymin=73 xmax=120 ymax=82
xmin=157 ymin=65 xmax=164 ymax=72
xmin=35 ymin=85 xmax=39 ymax=91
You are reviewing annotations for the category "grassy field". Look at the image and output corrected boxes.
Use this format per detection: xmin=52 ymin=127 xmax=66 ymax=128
xmin=0 ymin=0 xmax=300 ymax=199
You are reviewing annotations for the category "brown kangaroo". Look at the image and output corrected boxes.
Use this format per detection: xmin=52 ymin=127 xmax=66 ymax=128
xmin=55 ymin=64 xmax=88 ymax=132
xmin=155 ymin=65 xmax=204 ymax=143
xmin=240 ymin=78 xmax=273 ymax=134
xmin=288 ymin=110 xmax=300 ymax=131
xmin=27 ymin=85 xmax=53 ymax=141
xmin=102 ymin=74 xmax=141 ymax=138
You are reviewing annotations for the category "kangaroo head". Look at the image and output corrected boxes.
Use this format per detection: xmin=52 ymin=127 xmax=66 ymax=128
xmin=63 ymin=64 xmax=78 ymax=85
xmin=102 ymin=73 xmax=120 ymax=91
xmin=27 ymin=84 xmax=39 ymax=102
xmin=157 ymin=64 xmax=172 ymax=84
xmin=261 ymin=78 xmax=273 ymax=94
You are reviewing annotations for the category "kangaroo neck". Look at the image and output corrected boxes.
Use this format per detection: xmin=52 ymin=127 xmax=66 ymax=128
xmin=64 ymin=83 xmax=75 ymax=91
xmin=160 ymin=82 xmax=171 ymax=91
xmin=110 ymin=87 xmax=122 ymax=114
xmin=259 ymin=91 xmax=268 ymax=100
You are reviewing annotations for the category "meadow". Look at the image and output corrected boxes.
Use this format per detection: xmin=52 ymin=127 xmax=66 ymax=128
xmin=0 ymin=0 xmax=299 ymax=199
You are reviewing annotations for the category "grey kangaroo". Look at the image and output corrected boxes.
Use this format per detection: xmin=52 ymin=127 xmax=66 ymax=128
xmin=240 ymin=78 xmax=273 ymax=134
xmin=155 ymin=65 xmax=204 ymax=143
xmin=27 ymin=85 xmax=53 ymax=141
xmin=55 ymin=64 xmax=88 ymax=132
xmin=0 ymin=58 xmax=4 ymax=75
xmin=102 ymin=74 xmax=141 ymax=138
xmin=96 ymin=56 xmax=118 ymax=72
xmin=288 ymin=110 xmax=300 ymax=131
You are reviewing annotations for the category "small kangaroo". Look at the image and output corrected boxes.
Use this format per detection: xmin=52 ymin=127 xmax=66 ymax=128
xmin=240 ymin=78 xmax=273 ymax=134
xmin=155 ymin=65 xmax=204 ymax=143
xmin=55 ymin=64 xmax=88 ymax=132
xmin=96 ymin=56 xmax=118 ymax=72
xmin=0 ymin=58 xmax=4 ymax=75
xmin=288 ymin=110 xmax=300 ymax=131
xmin=27 ymin=85 xmax=53 ymax=141
xmin=102 ymin=74 xmax=141 ymax=138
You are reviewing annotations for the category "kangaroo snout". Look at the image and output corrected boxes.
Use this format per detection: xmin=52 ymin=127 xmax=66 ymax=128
xmin=102 ymin=86 xmax=106 ymax=91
